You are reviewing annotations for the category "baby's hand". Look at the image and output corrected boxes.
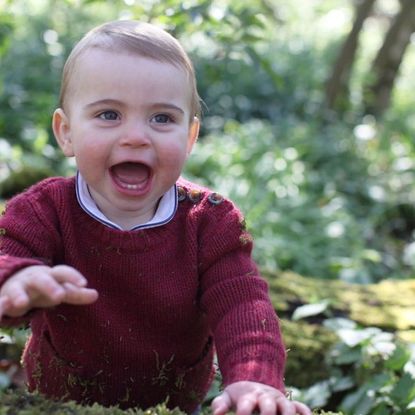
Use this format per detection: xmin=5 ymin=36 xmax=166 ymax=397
xmin=0 ymin=264 xmax=98 ymax=318
xmin=212 ymin=381 xmax=311 ymax=415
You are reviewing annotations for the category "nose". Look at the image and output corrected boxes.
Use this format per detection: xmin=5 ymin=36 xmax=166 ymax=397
xmin=119 ymin=120 xmax=151 ymax=148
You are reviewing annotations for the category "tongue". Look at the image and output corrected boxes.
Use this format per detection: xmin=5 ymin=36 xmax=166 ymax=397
xmin=111 ymin=162 xmax=150 ymax=185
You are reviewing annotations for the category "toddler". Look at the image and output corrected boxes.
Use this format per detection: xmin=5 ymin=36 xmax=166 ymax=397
xmin=0 ymin=20 xmax=310 ymax=415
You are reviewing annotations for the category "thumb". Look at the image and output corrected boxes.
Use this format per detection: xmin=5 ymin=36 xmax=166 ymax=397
xmin=212 ymin=390 xmax=232 ymax=415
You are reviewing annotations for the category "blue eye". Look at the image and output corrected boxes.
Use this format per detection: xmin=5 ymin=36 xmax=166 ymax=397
xmin=99 ymin=111 xmax=119 ymax=121
xmin=152 ymin=114 xmax=171 ymax=123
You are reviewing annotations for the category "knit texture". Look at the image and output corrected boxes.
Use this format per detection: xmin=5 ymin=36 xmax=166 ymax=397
xmin=0 ymin=176 xmax=286 ymax=412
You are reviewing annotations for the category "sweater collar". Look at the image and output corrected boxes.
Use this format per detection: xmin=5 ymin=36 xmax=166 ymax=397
xmin=75 ymin=172 xmax=177 ymax=231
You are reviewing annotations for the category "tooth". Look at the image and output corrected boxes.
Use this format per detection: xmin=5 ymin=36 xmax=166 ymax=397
xmin=126 ymin=184 xmax=138 ymax=190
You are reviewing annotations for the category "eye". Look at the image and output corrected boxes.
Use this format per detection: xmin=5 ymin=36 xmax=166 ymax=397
xmin=151 ymin=113 xmax=172 ymax=124
xmin=98 ymin=110 xmax=120 ymax=121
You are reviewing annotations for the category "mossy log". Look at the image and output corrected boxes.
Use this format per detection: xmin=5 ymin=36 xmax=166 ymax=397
xmin=267 ymin=271 xmax=415 ymax=388
xmin=0 ymin=164 xmax=53 ymax=199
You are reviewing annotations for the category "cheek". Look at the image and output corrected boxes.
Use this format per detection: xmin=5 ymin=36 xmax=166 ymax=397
xmin=71 ymin=138 xmax=110 ymax=176
xmin=160 ymin=140 xmax=188 ymax=169
xmin=71 ymin=131 xmax=109 ymax=159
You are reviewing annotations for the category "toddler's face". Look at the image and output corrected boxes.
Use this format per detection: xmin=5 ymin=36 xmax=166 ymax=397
xmin=53 ymin=49 xmax=199 ymax=228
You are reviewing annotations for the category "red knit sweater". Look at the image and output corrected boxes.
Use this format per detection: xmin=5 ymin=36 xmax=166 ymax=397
xmin=0 ymin=176 xmax=286 ymax=413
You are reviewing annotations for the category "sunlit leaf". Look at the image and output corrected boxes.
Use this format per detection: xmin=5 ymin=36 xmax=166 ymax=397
xmin=299 ymin=380 xmax=331 ymax=409
xmin=385 ymin=343 xmax=411 ymax=371
xmin=292 ymin=301 xmax=329 ymax=320
xmin=323 ymin=318 xmax=357 ymax=331
xmin=336 ymin=327 xmax=381 ymax=347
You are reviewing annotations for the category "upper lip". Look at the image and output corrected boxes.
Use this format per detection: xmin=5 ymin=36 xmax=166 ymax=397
xmin=110 ymin=158 xmax=153 ymax=169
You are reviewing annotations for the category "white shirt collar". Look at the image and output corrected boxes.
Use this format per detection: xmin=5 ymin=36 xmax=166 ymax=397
xmin=75 ymin=172 xmax=177 ymax=231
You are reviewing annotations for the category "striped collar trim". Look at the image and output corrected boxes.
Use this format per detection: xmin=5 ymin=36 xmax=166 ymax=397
xmin=75 ymin=172 xmax=177 ymax=231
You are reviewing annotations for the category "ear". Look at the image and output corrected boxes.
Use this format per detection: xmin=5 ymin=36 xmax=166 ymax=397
xmin=186 ymin=116 xmax=200 ymax=156
xmin=52 ymin=108 xmax=74 ymax=157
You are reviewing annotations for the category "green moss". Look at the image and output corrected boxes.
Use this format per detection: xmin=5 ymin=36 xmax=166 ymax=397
xmin=281 ymin=320 xmax=337 ymax=388
xmin=0 ymin=386 xmax=347 ymax=415
xmin=267 ymin=271 xmax=415 ymax=336
xmin=0 ymin=389 xmax=343 ymax=414
xmin=265 ymin=271 xmax=415 ymax=389
xmin=0 ymin=164 xmax=53 ymax=199
xmin=0 ymin=389 xmax=184 ymax=415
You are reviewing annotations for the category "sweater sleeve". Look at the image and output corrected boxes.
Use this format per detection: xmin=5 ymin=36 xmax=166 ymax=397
xmin=0 ymin=185 xmax=63 ymax=325
xmin=197 ymin=197 xmax=286 ymax=391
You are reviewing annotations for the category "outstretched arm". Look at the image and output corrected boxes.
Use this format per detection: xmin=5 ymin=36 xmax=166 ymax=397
xmin=212 ymin=381 xmax=311 ymax=415
xmin=0 ymin=264 xmax=98 ymax=319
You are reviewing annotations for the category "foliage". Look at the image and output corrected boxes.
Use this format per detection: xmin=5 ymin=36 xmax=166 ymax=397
xmin=2 ymin=0 xmax=415 ymax=281
xmin=294 ymin=316 xmax=415 ymax=414
xmin=1 ymin=1 xmax=415 ymax=413
xmin=185 ymin=114 xmax=415 ymax=281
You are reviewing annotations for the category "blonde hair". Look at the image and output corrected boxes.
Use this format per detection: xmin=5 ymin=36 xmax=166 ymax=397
xmin=59 ymin=20 xmax=201 ymax=119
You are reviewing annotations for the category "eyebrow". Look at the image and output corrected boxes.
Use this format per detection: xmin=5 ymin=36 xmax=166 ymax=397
xmin=150 ymin=103 xmax=185 ymax=115
xmin=84 ymin=99 xmax=125 ymax=110
xmin=84 ymin=99 xmax=185 ymax=114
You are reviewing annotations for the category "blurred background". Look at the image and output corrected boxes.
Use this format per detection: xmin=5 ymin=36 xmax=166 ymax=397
xmin=2 ymin=0 xmax=415 ymax=283
xmin=1 ymin=0 xmax=415 ymax=413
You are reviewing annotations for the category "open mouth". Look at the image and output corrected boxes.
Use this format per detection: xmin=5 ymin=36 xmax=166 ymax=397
xmin=110 ymin=161 xmax=152 ymax=193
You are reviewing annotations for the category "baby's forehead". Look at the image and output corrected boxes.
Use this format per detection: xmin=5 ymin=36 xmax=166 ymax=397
xmin=63 ymin=48 xmax=193 ymax=107
xmin=60 ymin=24 xmax=199 ymax=115
xmin=74 ymin=44 xmax=187 ymax=74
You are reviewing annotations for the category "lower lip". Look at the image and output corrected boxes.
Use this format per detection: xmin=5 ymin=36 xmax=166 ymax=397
xmin=110 ymin=172 xmax=153 ymax=196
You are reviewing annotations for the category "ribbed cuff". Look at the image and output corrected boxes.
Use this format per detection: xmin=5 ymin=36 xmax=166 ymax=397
xmin=222 ymin=359 xmax=286 ymax=392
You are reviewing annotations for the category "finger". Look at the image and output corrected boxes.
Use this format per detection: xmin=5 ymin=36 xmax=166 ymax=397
xmin=235 ymin=395 xmax=258 ymax=415
xmin=61 ymin=283 xmax=99 ymax=305
xmin=293 ymin=402 xmax=312 ymax=415
xmin=276 ymin=397 xmax=295 ymax=415
xmin=0 ymin=284 xmax=31 ymax=317
xmin=257 ymin=394 xmax=277 ymax=415
xmin=26 ymin=273 xmax=66 ymax=303
xmin=50 ymin=265 xmax=87 ymax=287
xmin=212 ymin=391 xmax=233 ymax=415
xmin=2 ymin=280 xmax=32 ymax=309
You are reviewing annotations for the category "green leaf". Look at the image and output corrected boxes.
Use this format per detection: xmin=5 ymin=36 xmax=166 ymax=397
xmin=300 ymin=380 xmax=331 ymax=409
xmin=370 ymin=403 xmax=390 ymax=415
xmin=330 ymin=345 xmax=362 ymax=365
xmin=340 ymin=374 xmax=391 ymax=414
xmin=385 ymin=343 xmax=411 ymax=371
xmin=331 ymin=375 xmax=355 ymax=392
xmin=336 ymin=327 xmax=381 ymax=347
xmin=323 ymin=318 xmax=356 ymax=331
xmin=292 ymin=301 xmax=329 ymax=320
xmin=341 ymin=385 xmax=375 ymax=415
xmin=390 ymin=373 xmax=415 ymax=406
